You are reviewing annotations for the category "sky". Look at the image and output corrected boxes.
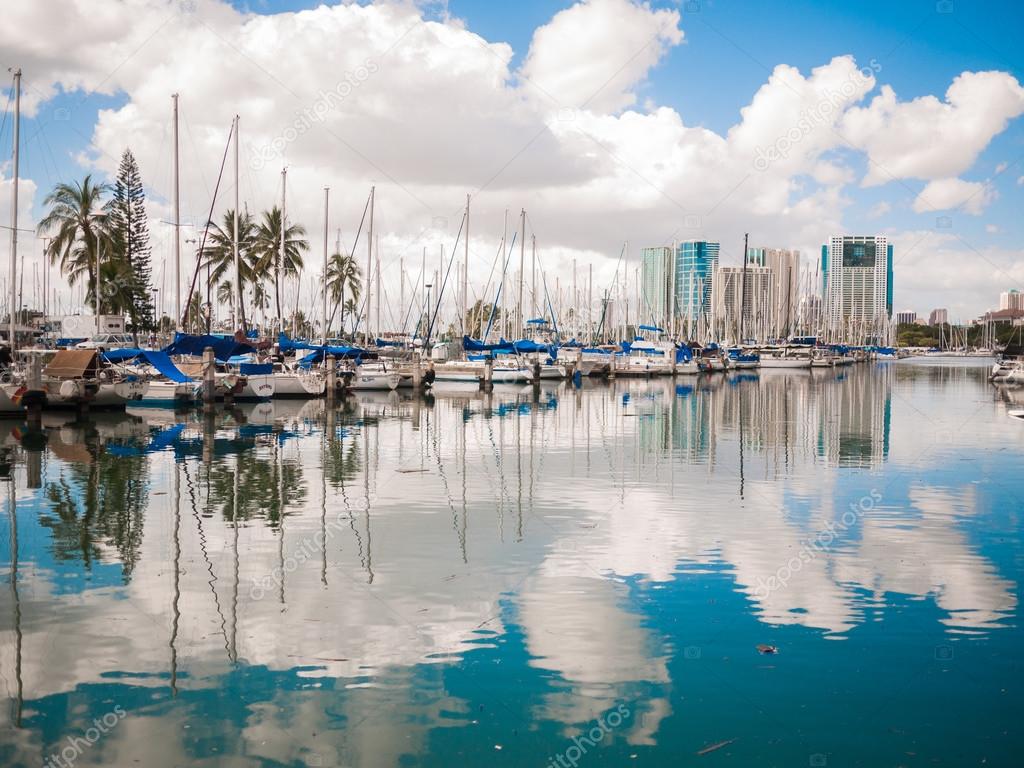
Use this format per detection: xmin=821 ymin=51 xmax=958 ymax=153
xmin=1 ymin=0 xmax=1023 ymax=325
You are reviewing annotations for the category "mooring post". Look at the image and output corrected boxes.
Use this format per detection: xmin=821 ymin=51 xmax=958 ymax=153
xmin=412 ymin=352 xmax=422 ymax=391
xmin=326 ymin=355 xmax=336 ymax=403
xmin=203 ymin=346 xmax=216 ymax=412
xmin=482 ymin=355 xmax=493 ymax=392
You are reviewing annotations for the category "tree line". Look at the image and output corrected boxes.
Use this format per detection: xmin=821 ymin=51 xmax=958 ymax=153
xmin=37 ymin=150 xmax=363 ymax=339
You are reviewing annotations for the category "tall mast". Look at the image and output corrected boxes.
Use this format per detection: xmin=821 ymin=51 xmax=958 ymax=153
xmin=322 ymin=186 xmax=329 ymax=345
xmin=8 ymin=68 xmax=20 ymax=350
xmin=518 ymin=208 xmax=525 ymax=336
xmin=365 ymin=186 xmax=375 ymax=346
xmin=375 ymin=242 xmax=381 ymax=338
xmin=280 ymin=166 xmax=287 ymax=334
xmin=173 ymin=93 xmax=181 ymax=328
xmin=463 ymin=194 xmax=469 ymax=337
xmin=233 ymin=115 xmax=244 ymax=332
xmin=740 ymin=232 xmax=749 ymax=343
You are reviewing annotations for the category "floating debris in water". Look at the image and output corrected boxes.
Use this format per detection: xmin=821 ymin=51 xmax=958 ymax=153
xmin=697 ymin=738 xmax=736 ymax=755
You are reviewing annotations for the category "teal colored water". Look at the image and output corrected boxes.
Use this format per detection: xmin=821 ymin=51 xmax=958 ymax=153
xmin=0 ymin=359 xmax=1021 ymax=767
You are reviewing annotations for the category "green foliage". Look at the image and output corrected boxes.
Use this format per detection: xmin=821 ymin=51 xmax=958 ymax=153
xmin=109 ymin=149 xmax=156 ymax=331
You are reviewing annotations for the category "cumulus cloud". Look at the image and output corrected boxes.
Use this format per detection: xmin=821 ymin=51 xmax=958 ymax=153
xmin=867 ymin=201 xmax=892 ymax=218
xmin=912 ymin=177 xmax=995 ymax=215
xmin=519 ymin=0 xmax=683 ymax=113
xmin=842 ymin=71 xmax=1024 ymax=186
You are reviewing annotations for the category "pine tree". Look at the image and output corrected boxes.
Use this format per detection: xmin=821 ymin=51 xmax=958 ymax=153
xmin=110 ymin=149 xmax=155 ymax=331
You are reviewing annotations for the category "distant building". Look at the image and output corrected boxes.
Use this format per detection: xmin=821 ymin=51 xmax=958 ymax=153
xmin=978 ymin=308 xmax=1024 ymax=325
xmin=711 ymin=265 xmax=773 ymax=343
xmin=747 ymin=247 xmax=800 ymax=339
xmin=999 ymin=289 xmax=1023 ymax=311
xmin=640 ymin=246 xmax=675 ymax=329
xmin=821 ymin=235 xmax=893 ymax=339
xmin=675 ymin=240 xmax=719 ymax=333
xmin=928 ymin=308 xmax=948 ymax=326
xmin=896 ymin=310 xmax=917 ymax=325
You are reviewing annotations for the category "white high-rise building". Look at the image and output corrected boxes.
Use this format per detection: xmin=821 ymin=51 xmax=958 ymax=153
xmin=999 ymin=289 xmax=1023 ymax=311
xmin=747 ymin=247 xmax=800 ymax=339
xmin=821 ymin=235 xmax=893 ymax=340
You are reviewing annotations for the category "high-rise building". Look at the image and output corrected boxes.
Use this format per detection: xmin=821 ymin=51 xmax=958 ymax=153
xmin=928 ymin=308 xmax=948 ymax=326
xmin=747 ymin=247 xmax=800 ymax=339
xmin=640 ymin=246 xmax=675 ymax=329
xmin=674 ymin=240 xmax=719 ymax=334
xmin=821 ymin=235 xmax=893 ymax=338
xmin=895 ymin=310 xmax=917 ymax=325
xmin=711 ymin=265 xmax=773 ymax=342
xmin=999 ymin=289 xmax=1023 ymax=311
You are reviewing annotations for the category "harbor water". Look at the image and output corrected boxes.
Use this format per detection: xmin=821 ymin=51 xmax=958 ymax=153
xmin=1 ymin=359 xmax=1021 ymax=766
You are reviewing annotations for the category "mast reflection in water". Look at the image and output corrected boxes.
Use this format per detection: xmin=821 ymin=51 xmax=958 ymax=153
xmin=1 ymin=360 xmax=1021 ymax=766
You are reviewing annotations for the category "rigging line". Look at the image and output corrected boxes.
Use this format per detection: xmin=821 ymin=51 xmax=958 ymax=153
xmin=182 ymin=459 xmax=232 ymax=661
xmin=0 ymin=78 xmax=12 ymax=150
xmin=182 ymin=119 xmax=233 ymax=328
xmin=426 ymin=211 xmax=466 ymax=343
xmin=325 ymin=190 xmax=371 ymax=335
xmin=483 ymin=231 xmax=517 ymax=341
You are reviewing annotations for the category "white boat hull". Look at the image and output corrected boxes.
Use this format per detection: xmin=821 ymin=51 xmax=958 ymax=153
xmin=238 ymin=375 xmax=275 ymax=400
xmin=273 ymin=371 xmax=326 ymax=397
xmin=760 ymin=358 xmax=812 ymax=369
xmin=92 ymin=379 xmax=148 ymax=407
xmin=351 ymin=371 xmax=401 ymax=390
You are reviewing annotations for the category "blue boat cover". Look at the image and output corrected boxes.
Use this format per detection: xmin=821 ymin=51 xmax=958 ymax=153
xmin=240 ymin=362 xmax=273 ymax=376
xmin=164 ymin=333 xmax=255 ymax=362
xmin=102 ymin=348 xmax=193 ymax=383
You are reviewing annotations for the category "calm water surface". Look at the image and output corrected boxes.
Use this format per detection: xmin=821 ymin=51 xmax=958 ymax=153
xmin=1 ymin=360 xmax=1022 ymax=766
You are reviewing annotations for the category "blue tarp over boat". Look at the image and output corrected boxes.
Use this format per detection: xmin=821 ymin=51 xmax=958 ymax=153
xmin=164 ymin=333 xmax=256 ymax=362
xmin=102 ymin=348 xmax=193 ymax=383
xmin=279 ymin=333 xmax=374 ymax=360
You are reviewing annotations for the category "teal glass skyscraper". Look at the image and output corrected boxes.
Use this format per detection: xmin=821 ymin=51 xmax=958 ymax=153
xmin=674 ymin=241 xmax=719 ymax=330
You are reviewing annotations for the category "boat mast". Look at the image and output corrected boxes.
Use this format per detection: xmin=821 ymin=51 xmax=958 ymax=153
xmin=463 ymin=194 xmax=469 ymax=338
xmin=365 ymin=186 xmax=374 ymax=346
xmin=280 ymin=166 xmax=287 ymax=334
xmin=232 ymin=115 xmax=244 ymax=333
xmin=518 ymin=208 xmax=525 ymax=337
xmin=173 ymin=93 xmax=181 ymax=329
xmin=8 ymin=68 xmax=20 ymax=350
xmin=740 ymin=232 xmax=748 ymax=344
xmin=322 ymin=186 xmax=329 ymax=345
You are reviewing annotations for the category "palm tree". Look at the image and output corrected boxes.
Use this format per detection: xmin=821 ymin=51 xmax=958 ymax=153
xmin=199 ymin=209 xmax=257 ymax=330
xmin=37 ymin=176 xmax=114 ymax=312
xmin=326 ymin=252 xmax=361 ymax=338
xmin=251 ymin=206 xmax=309 ymax=330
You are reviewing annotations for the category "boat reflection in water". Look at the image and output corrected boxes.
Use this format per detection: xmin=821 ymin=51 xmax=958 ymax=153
xmin=1 ymin=360 xmax=1021 ymax=766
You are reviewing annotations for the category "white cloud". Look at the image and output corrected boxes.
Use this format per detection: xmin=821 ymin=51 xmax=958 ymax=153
xmin=912 ymin=177 xmax=995 ymax=215
xmin=520 ymin=0 xmax=683 ymax=113
xmin=842 ymin=71 xmax=1024 ymax=186
xmin=867 ymin=201 xmax=891 ymax=218
xmin=986 ymin=224 xmax=1000 ymax=234
xmin=995 ymin=161 xmax=1008 ymax=173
